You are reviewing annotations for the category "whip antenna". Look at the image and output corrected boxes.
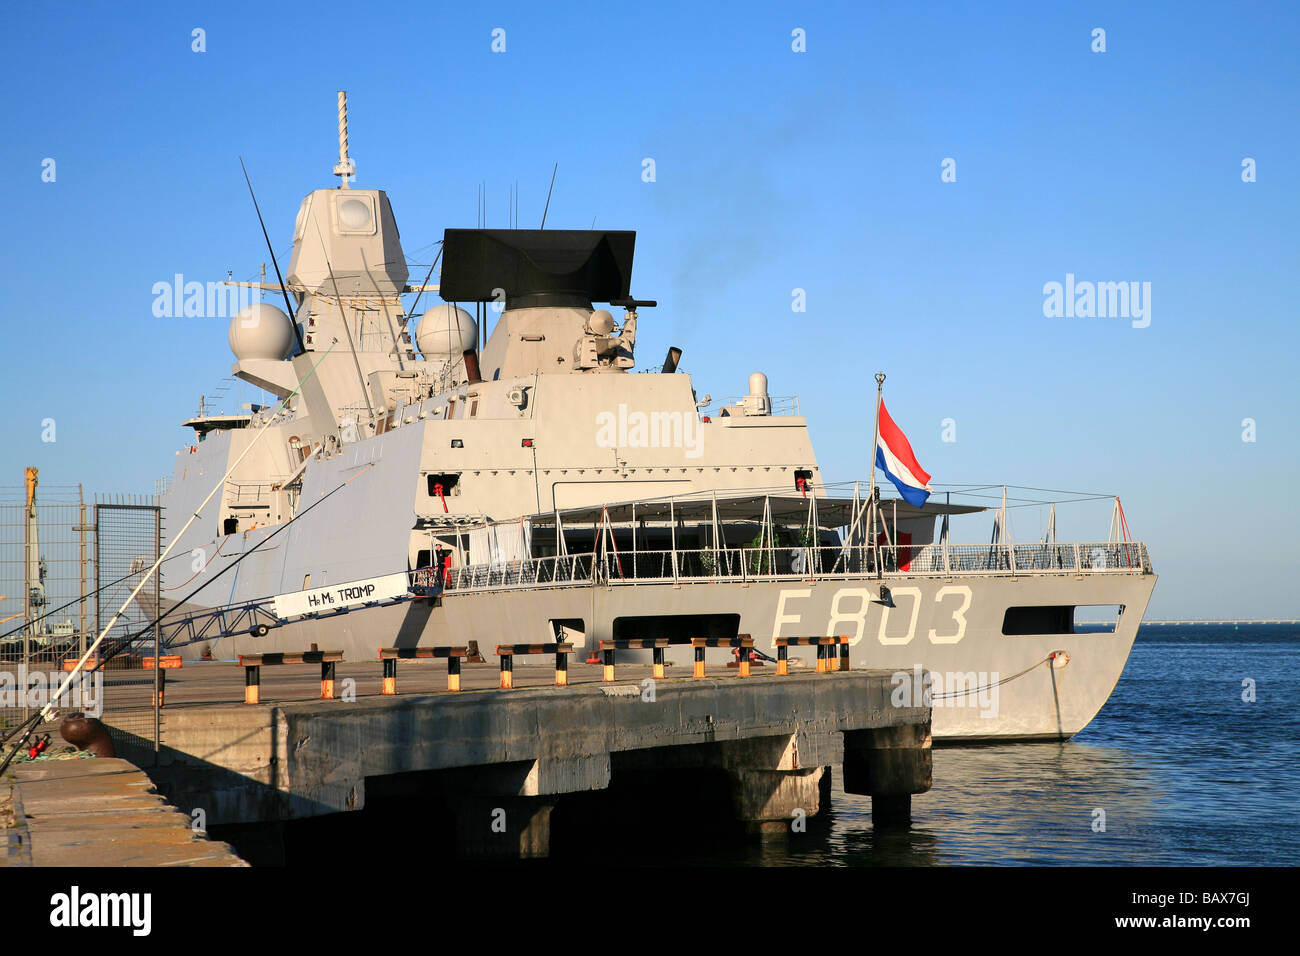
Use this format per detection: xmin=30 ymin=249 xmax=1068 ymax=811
xmin=239 ymin=156 xmax=305 ymax=354
xmin=540 ymin=163 xmax=557 ymax=228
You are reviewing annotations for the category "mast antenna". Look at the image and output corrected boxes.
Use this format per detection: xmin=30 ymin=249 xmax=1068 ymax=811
xmin=333 ymin=90 xmax=355 ymax=187
xmin=540 ymin=163 xmax=557 ymax=228
xmin=239 ymin=157 xmax=305 ymax=354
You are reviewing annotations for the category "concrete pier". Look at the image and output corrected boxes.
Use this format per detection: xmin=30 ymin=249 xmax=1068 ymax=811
xmin=103 ymin=662 xmax=932 ymax=860
xmin=2 ymin=758 xmax=245 ymax=866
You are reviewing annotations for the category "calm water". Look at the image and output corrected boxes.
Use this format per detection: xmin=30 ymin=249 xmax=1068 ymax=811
xmin=703 ymin=623 xmax=1300 ymax=866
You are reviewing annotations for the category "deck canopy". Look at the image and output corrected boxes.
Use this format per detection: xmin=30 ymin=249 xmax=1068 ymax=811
xmin=521 ymin=493 xmax=986 ymax=529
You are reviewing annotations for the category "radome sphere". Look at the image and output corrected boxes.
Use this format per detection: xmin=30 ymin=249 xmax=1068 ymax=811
xmin=417 ymin=304 xmax=478 ymax=358
xmin=229 ymin=304 xmax=295 ymax=361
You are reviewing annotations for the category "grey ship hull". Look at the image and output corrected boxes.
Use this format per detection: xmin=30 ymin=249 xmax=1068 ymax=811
xmin=165 ymin=550 xmax=1154 ymax=741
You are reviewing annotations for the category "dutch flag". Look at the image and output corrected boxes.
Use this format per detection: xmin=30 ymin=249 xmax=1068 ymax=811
xmin=875 ymin=399 xmax=932 ymax=508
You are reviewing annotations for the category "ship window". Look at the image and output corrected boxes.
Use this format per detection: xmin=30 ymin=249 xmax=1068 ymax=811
xmin=613 ymin=613 xmax=740 ymax=644
xmin=1002 ymin=605 xmax=1124 ymax=635
xmin=427 ymin=473 xmax=460 ymax=496
xmin=550 ymin=619 xmax=585 ymax=643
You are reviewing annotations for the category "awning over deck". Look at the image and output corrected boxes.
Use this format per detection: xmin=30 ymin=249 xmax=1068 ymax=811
xmin=522 ymin=493 xmax=986 ymax=529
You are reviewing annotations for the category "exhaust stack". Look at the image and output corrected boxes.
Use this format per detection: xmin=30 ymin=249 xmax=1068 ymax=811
xmin=463 ymin=348 xmax=483 ymax=384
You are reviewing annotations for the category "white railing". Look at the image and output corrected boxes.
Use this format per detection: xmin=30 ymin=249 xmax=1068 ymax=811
xmin=719 ymin=395 xmax=801 ymax=416
xmin=417 ymin=540 xmax=1151 ymax=595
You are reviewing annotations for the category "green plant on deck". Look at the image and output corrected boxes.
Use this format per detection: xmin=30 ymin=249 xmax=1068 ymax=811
xmin=748 ymin=531 xmax=771 ymax=574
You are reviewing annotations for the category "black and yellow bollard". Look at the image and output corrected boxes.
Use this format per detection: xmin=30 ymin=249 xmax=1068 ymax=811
xmin=653 ymin=646 xmax=666 ymax=679
xmin=244 ymin=665 xmax=260 ymax=705
xmin=382 ymin=657 xmax=398 ymax=695
xmin=838 ymin=639 xmax=851 ymax=671
xmin=693 ymin=644 xmax=706 ymax=678
xmin=776 ymin=643 xmax=789 ymax=676
xmin=447 ymin=653 xmax=462 ymax=692
xmin=556 ymin=647 xmax=569 ymax=686
xmin=738 ymin=645 xmax=751 ymax=678
xmin=153 ymin=668 xmax=166 ymax=709
xmin=321 ymin=659 xmax=337 ymax=699
xmin=499 ymin=652 xmax=514 ymax=689
xmin=602 ymin=646 xmax=616 ymax=683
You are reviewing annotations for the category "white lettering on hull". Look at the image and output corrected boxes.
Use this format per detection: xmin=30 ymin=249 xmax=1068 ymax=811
xmin=273 ymin=572 xmax=410 ymax=620
xmin=772 ymin=584 xmax=974 ymax=646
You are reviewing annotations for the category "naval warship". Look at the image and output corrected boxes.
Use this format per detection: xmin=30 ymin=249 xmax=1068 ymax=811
xmin=154 ymin=93 xmax=1156 ymax=740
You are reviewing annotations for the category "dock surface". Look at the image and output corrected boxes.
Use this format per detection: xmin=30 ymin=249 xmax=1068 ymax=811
xmin=2 ymin=758 xmax=246 ymax=866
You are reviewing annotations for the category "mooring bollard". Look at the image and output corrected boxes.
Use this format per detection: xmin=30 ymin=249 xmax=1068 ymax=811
xmin=689 ymin=635 xmax=755 ymax=679
xmin=142 ymin=655 xmax=182 ymax=707
xmin=238 ymin=651 xmax=345 ymax=704
xmin=378 ymin=647 xmax=470 ymax=694
xmin=244 ymin=664 xmax=260 ymax=705
xmin=773 ymin=636 xmax=850 ymax=675
xmin=598 ymin=638 xmax=669 ymax=683
xmin=494 ymin=643 xmax=573 ymax=689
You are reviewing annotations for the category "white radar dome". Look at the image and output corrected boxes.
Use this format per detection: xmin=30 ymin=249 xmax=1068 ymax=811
xmin=417 ymin=304 xmax=478 ymax=358
xmin=587 ymin=309 xmax=615 ymax=335
xmin=229 ymin=304 xmax=295 ymax=361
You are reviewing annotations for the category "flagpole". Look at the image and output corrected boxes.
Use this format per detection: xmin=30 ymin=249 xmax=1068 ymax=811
xmin=868 ymin=372 xmax=885 ymax=575
xmin=867 ymin=371 xmax=885 ymax=503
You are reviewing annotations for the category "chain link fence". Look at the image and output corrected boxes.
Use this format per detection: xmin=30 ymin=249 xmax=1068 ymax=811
xmin=1 ymin=488 xmax=162 ymax=764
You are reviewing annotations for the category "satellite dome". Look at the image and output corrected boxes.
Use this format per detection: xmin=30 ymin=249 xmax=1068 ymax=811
xmin=417 ymin=304 xmax=478 ymax=358
xmin=229 ymin=304 xmax=294 ymax=361
xmin=587 ymin=309 xmax=615 ymax=335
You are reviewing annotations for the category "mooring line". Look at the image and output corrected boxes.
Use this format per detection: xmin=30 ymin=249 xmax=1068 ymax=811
xmin=928 ymin=654 xmax=1057 ymax=700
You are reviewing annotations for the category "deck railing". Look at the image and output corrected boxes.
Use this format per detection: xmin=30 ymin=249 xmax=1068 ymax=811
xmin=416 ymin=540 xmax=1151 ymax=595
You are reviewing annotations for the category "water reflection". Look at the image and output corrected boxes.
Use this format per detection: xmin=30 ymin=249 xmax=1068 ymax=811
xmin=706 ymin=631 xmax=1300 ymax=866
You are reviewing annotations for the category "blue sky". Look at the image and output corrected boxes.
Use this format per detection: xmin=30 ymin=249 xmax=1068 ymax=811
xmin=1 ymin=1 xmax=1296 ymax=618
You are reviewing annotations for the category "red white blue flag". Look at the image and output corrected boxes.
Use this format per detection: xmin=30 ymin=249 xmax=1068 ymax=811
xmin=875 ymin=399 xmax=932 ymax=508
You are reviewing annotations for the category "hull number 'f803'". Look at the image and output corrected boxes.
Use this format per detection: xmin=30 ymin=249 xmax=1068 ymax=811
xmin=773 ymin=585 xmax=973 ymax=646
